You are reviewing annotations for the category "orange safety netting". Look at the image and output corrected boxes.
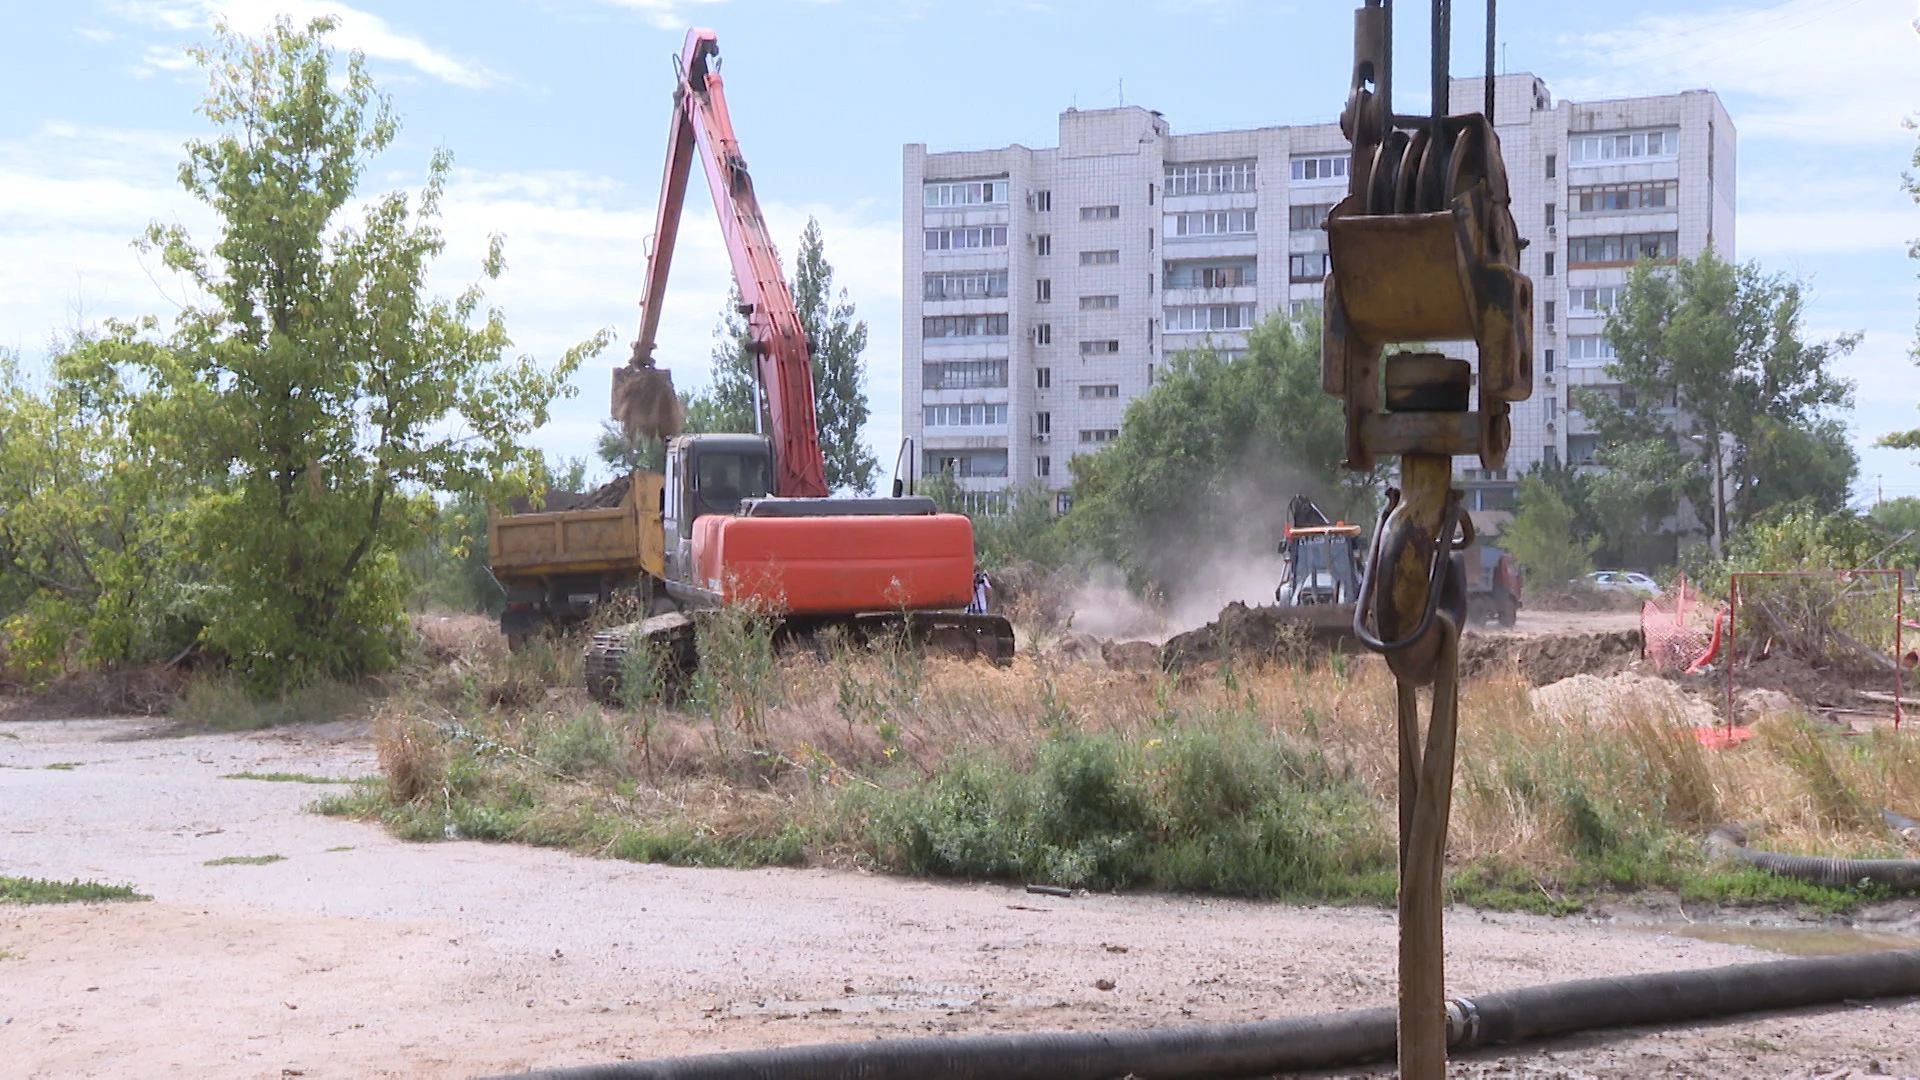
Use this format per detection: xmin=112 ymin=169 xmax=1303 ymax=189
xmin=1641 ymin=575 xmax=1722 ymax=674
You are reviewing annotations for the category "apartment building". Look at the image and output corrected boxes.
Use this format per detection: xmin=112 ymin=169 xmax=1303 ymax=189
xmin=902 ymin=74 xmax=1735 ymax=513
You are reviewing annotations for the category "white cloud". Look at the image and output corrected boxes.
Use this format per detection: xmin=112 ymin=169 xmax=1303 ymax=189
xmin=591 ymin=0 xmax=730 ymax=33
xmin=0 ymin=120 xmax=903 ymax=482
xmin=114 ymin=0 xmax=498 ymax=88
xmin=1553 ymin=0 xmax=1920 ymax=146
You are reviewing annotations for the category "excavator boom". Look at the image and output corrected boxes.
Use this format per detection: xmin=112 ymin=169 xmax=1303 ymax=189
xmin=628 ymin=28 xmax=828 ymax=498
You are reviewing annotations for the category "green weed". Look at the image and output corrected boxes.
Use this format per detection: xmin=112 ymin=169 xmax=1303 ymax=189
xmin=203 ymin=855 xmax=286 ymax=867
xmin=0 ymin=876 xmax=149 ymax=904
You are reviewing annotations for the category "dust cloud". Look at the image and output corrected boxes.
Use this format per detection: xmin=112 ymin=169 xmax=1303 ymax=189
xmin=1061 ymin=462 xmax=1375 ymax=644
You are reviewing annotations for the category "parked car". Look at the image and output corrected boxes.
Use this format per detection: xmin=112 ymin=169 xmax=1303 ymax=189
xmin=1586 ymin=570 xmax=1663 ymax=598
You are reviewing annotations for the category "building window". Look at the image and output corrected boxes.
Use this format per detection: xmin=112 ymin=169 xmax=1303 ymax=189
xmin=1079 ymin=428 xmax=1120 ymax=444
xmin=1571 ymin=180 xmax=1677 ymax=214
xmin=923 ymin=403 xmax=1009 ymax=427
xmin=924 ymin=225 xmax=1008 ymax=251
xmin=1148 ymin=182 xmax=1156 ymax=205
xmin=1034 ymin=189 xmax=1052 ymax=211
xmin=1164 ymin=259 xmax=1256 ymax=289
xmin=1545 ymin=154 xmax=1556 ymax=179
xmin=923 ymin=179 xmax=1009 ymax=207
xmin=922 ymin=270 xmax=1008 ymax=301
xmin=1545 ymin=395 xmax=1557 ymax=421
xmin=1568 ymin=232 xmax=1678 ymax=266
xmin=1544 ymin=348 xmax=1554 ymax=373
xmin=1079 ymin=204 xmax=1121 ymax=221
xmin=1570 ymin=286 xmax=1621 ymax=315
xmin=1079 ymin=249 xmax=1121 ymax=266
xmin=922 ymin=448 xmax=1008 ymax=478
xmin=1033 ymin=322 xmax=1052 ymax=345
xmin=1036 ymin=279 xmax=1051 ymax=302
xmin=1056 ymin=492 xmax=1071 ymax=514
xmin=1147 ymin=227 xmax=1154 ymax=252
xmin=1079 ymin=339 xmax=1122 ymax=355
xmin=1164 ymin=303 xmax=1257 ymax=332
xmin=1568 ymin=335 xmax=1616 ymax=363
xmin=1036 ymin=455 xmax=1051 ymax=478
xmin=1079 ymin=294 xmax=1120 ymax=310
xmin=1545 ymin=202 xmax=1556 ymax=228
xmin=923 ymin=360 xmax=1008 ymax=390
xmin=1164 ymin=160 xmax=1256 ymax=196
xmin=1289 ymin=154 xmax=1348 ymax=183
xmin=1544 ymin=300 xmax=1555 ymax=328
xmin=1289 ymin=298 xmax=1321 ymax=319
xmin=1036 ymin=367 xmax=1051 ymax=389
xmin=1165 ymin=210 xmax=1256 ymax=238
xmin=1544 ymin=252 xmax=1555 ymax=276
xmin=1289 ymin=252 xmax=1332 ymax=282
xmin=1036 ymin=234 xmax=1052 ymax=256
xmin=923 ymin=314 xmax=1009 ymax=339
xmin=1034 ymin=411 xmax=1052 ymax=436
xmin=1148 ymin=272 xmax=1154 ymax=294
xmin=1289 ymin=203 xmax=1333 ymax=232
xmin=1079 ymin=384 xmax=1120 ymax=400
xmin=1543 ymin=445 xmax=1559 ymax=468
xmin=1569 ymin=128 xmax=1679 ymax=165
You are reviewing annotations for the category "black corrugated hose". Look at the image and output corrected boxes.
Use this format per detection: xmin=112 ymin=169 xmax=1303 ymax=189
xmin=487 ymin=950 xmax=1920 ymax=1080
xmin=1706 ymin=811 xmax=1920 ymax=889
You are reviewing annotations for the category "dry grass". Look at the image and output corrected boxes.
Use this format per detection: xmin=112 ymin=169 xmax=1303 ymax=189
xmin=323 ymin=617 xmax=1920 ymax=909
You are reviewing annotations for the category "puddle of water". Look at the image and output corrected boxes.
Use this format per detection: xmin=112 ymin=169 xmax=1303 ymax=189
xmin=1643 ymin=924 xmax=1919 ymax=957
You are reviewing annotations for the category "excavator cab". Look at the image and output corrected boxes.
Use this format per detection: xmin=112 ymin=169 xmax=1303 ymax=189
xmin=661 ymin=433 xmax=773 ymax=587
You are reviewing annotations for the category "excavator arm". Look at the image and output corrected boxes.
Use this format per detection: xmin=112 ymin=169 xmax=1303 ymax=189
xmin=625 ymin=28 xmax=829 ymax=499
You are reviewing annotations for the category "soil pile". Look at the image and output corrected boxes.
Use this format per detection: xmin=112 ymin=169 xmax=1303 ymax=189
xmin=504 ymin=474 xmax=631 ymax=516
xmin=1531 ymin=671 xmax=1716 ymax=727
xmin=1159 ymin=602 xmax=1328 ymax=670
xmin=0 ymin=667 xmax=189 ymax=721
xmin=1460 ymin=629 xmax=1642 ymax=686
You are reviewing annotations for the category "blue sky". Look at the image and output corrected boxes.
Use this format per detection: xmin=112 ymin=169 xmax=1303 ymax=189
xmin=4 ymin=0 xmax=1918 ymax=502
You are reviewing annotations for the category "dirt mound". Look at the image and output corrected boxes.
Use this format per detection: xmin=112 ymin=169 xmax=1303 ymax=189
xmin=504 ymin=474 xmax=631 ymax=516
xmin=1101 ymin=639 xmax=1161 ymax=672
xmin=1530 ymin=671 xmax=1715 ymax=727
xmin=1731 ymin=653 xmax=1890 ymax=713
xmin=1159 ymin=602 xmax=1326 ymax=670
xmin=0 ymin=666 xmax=189 ymax=721
xmin=1460 ymin=629 xmax=1642 ymax=686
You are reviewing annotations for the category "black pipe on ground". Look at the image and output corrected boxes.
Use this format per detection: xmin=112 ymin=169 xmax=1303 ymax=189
xmin=489 ymin=950 xmax=1920 ymax=1080
xmin=1708 ymin=817 xmax=1920 ymax=889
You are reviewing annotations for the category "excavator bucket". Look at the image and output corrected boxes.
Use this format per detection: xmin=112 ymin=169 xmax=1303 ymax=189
xmin=611 ymin=362 xmax=685 ymax=443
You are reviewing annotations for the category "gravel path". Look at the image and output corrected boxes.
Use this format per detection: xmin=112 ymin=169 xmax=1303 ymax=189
xmin=3 ymin=716 xmax=1918 ymax=1079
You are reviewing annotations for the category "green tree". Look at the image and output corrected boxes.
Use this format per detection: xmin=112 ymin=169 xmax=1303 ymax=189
xmin=792 ymin=218 xmax=877 ymax=494
xmin=1588 ymin=250 xmax=1858 ymax=532
xmin=83 ymin=18 xmax=593 ymax=690
xmin=682 ymin=287 xmax=758 ymax=436
xmin=1063 ymin=314 xmax=1375 ymax=591
xmin=683 ymin=221 xmax=877 ymax=493
xmin=1502 ymin=475 xmax=1598 ymax=588
xmin=0 ymin=346 xmax=192 ymax=677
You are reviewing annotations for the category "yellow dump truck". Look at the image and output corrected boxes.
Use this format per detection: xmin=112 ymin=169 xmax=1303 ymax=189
xmin=487 ymin=473 xmax=665 ymax=649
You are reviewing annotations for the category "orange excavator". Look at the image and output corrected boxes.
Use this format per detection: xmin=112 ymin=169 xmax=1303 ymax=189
xmin=549 ymin=28 xmax=1014 ymax=697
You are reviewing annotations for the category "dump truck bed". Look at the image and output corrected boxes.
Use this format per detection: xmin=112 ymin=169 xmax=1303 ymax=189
xmin=487 ymin=473 xmax=664 ymax=583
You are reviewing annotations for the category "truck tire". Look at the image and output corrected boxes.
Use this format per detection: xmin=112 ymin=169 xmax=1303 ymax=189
xmin=1497 ymin=590 xmax=1518 ymax=627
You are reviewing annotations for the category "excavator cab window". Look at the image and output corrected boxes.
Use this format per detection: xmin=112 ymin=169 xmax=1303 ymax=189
xmin=691 ymin=448 xmax=772 ymax=518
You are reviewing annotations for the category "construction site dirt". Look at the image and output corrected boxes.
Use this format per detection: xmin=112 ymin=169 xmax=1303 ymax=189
xmin=3 ymin=706 xmax=1918 ymax=1080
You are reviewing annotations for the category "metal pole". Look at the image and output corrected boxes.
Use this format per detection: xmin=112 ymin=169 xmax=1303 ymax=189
xmin=1484 ymin=0 xmax=1495 ymax=121
xmin=1431 ymin=0 xmax=1450 ymax=126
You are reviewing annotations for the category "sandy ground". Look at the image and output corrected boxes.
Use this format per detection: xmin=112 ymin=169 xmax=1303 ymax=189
xmin=1465 ymin=607 xmax=1644 ymax=639
xmin=4 ymin=717 xmax=1920 ymax=1079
